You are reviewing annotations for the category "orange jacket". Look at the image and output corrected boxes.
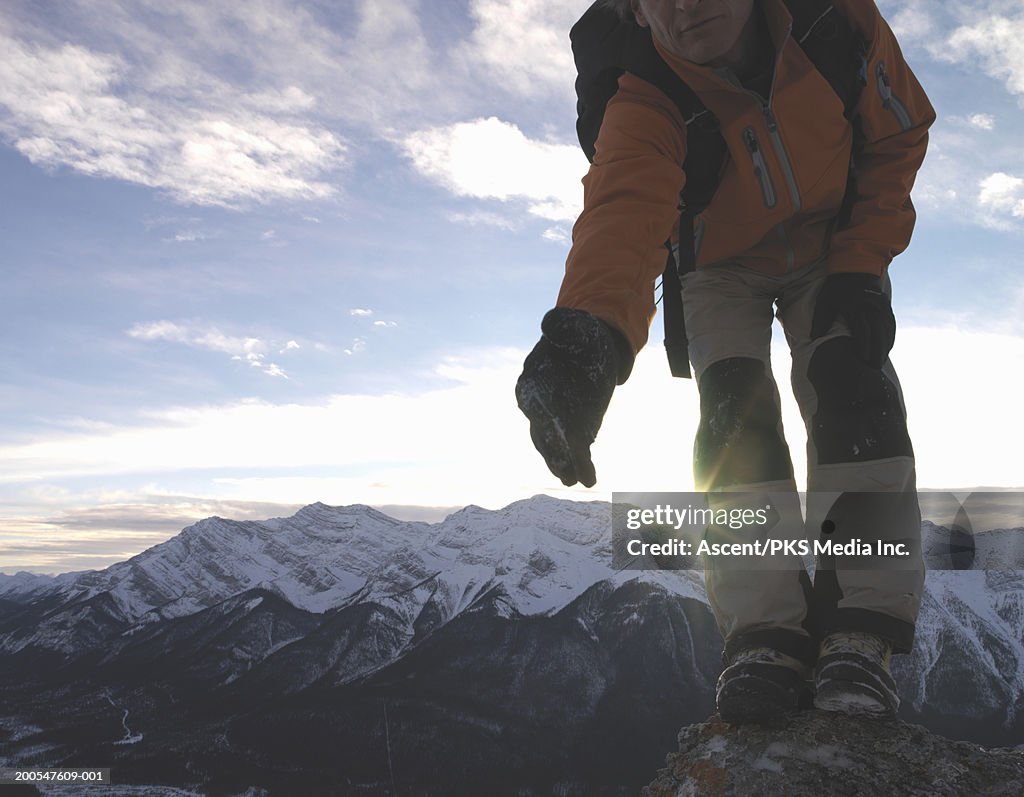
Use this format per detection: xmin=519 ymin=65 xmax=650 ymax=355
xmin=555 ymin=0 xmax=935 ymax=355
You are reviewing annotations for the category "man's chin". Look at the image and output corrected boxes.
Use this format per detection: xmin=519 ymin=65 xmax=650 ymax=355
xmin=658 ymin=37 xmax=722 ymax=66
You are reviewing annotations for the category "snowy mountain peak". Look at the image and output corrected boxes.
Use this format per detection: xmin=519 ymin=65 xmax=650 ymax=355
xmin=2 ymin=496 xmax=1023 ymax=754
xmin=296 ymin=500 xmax=388 ymax=518
xmin=0 ymin=497 xmax=639 ymax=635
xmin=0 ymin=570 xmax=57 ymax=599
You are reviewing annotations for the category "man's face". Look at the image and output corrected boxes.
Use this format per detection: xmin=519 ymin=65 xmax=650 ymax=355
xmin=631 ymin=0 xmax=756 ymax=66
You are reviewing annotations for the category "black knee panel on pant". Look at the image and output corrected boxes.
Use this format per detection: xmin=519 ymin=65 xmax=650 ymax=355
xmin=695 ymin=358 xmax=793 ymax=489
xmin=807 ymin=338 xmax=913 ymax=465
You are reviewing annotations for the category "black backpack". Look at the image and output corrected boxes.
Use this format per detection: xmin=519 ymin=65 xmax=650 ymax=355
xmin=570 ymin=0 xmax=869 ymax=378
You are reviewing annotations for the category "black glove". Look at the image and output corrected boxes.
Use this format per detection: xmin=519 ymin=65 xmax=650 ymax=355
xmin=515 ymin=308 xmax=633 ymax=487
xmin=810 ymin=273 xmax=895 ymax=369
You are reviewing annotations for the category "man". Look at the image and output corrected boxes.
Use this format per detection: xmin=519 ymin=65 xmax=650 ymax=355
xmin=516 ymin=0 xmax=933 ymax=724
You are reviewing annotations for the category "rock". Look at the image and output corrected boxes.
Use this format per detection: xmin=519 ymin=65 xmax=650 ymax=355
xmin=643 ymin=710 xmax=1024 ymax=797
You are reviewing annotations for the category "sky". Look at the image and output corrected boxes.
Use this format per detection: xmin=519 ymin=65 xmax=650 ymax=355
xmin=1 ymin=0 xmax=1023 ymax=574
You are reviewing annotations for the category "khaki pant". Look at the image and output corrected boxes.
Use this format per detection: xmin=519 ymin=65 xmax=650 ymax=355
xmin=682 ymin=257 xmax=924 ymax=666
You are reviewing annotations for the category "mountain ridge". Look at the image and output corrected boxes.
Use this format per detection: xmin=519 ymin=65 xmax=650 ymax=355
xmin=0 ymin=495 xmax=1021 ymax=795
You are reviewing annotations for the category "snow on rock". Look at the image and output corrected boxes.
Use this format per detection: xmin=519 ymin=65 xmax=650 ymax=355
xmin=0 ymin=570 xmax=80 ymax=601
xmin=1 ymin=496 xmax=700 ymax=625
xmin=2 ymin=494 xmax=1020 ymax=716
xmin=897 ymin=569 xmax=1024 ymax=725
xmin=0 ymin=496 xmax=707 ymax=657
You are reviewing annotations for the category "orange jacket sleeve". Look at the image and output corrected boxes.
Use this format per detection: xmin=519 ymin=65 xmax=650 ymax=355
xmin=827 ymin=0 xmax=936 ymax=276
xmin=555 ymin=74 xmax=687 ymax=355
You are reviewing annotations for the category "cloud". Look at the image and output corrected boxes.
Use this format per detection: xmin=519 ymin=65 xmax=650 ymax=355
xmin=882 ymin=1 xmax=939 ymax=46
xmin=0 ymin=349 xmax=545 ymax=501
xmin=126 ymin=320 xmax=288 ymax=377
xmin=855 ymin=3 xmax=1024 ymax=232
xmin=1 ymin=329 xmax=1022 ymax=574
xmin=446 ymin=210 xmax=520 ymax=230
xmin=768 ymin=326 xmax=1024 ymax=492
xmin=542 ymin=226 xmax=572 ymax=245
xmin=343 ymin=338 xmax=367 ymax=356
xmin=0 ymin=495 xmax=307 ymax=573
xmin=0 ymin=28 xmax=348 ymax=208
xmin=459 ymin=0 xmax=581 ymax=98
xmin=943 ymin=12 xmax=1024 ymax=98
xmin=0 ymin=0 xmax=596 ymax=214
xmin=346 ymin=312 xmax=397 ymax=331
xmin=244 ymin=86 xmax=316 ymax=114
xmin=911 ymin=124 xmax=1024 ymax=230
xmin=881 ymin=326 xmax=1024 ymax=488
xmin=977 ymin=172 xmax=1024 ymax=225
xmin=170 ymin=230 xmax=207 ymax=242
xmin=0 ymin=492 xmax=460 ymax=574
xmin=403 ymin=117 xmax=587 ymax=223
xmin=944 ymin=113 xmax=997 ymax=132
xmin=967 ymin=113 xmax=996 ymax=130
xmin=2 ymin=0 xmax=456 ymax=145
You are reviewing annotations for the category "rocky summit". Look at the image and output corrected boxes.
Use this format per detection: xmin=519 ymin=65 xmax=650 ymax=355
xmin=643 ymin=710 xmax=1024 ymax=797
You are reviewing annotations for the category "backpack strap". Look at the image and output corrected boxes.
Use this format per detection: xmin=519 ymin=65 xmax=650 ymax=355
xmin=571 ymin=3 xmax=633 ymax=162
xmin=784 ymin=0 xmax=869 ymax=233
xmin=664 ymin=112 xmax=728 ymax=379
xmin=571 ymin=4 xmax=713 ymax=160
xmin=785 ymin=0 xmax=869 ymax=120
xmin=624 ymin=29 xmax=728 ymax=379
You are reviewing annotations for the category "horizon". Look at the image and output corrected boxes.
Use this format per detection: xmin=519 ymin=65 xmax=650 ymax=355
xmin=4 ymin=487 xmax=1022 ymax=577
xmin=3 ymin=1 xmax=1024 ymax=574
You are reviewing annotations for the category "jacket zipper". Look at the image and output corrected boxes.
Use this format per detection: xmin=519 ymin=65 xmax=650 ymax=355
xmin=876 ymin=61 xmax=913 ymax=131
xmin=776 ymin=224 xmax=795 ymax=271
xmin=743 ymin=127 xmax=777 ymax=208
xmin=761 ymin=22 xmax=802 ymax=215
xmin=720 ymin=23 xmax=800 ymax=265
xmin=720 ymin=61 xmax=802 ymax=213
xmin=761 ymin=105 xmax=801 ymax=213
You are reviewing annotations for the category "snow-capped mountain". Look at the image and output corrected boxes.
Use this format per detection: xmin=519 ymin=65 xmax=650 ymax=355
xmin=0 ymin=496 xmax=1021 ymax=795
xmin=0 ymin=497 xmax=703 ymax=657
xmin=896 ymin=568 xmax=1024 ymax=743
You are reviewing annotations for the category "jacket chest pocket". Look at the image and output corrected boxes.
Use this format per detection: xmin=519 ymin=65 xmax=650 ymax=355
xmin=700 ymin=133 xmax=783 ymax=229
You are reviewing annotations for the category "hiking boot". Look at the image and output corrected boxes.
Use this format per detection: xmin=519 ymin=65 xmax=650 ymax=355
xmin=716 ymin=647 xmax=813 ymax=725
xmin=814 ymin=631 xmax=899 ymax=717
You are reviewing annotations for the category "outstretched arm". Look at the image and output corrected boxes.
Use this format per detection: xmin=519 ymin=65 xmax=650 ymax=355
xmin=556 ymin=73 xmax=688 ymax=354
